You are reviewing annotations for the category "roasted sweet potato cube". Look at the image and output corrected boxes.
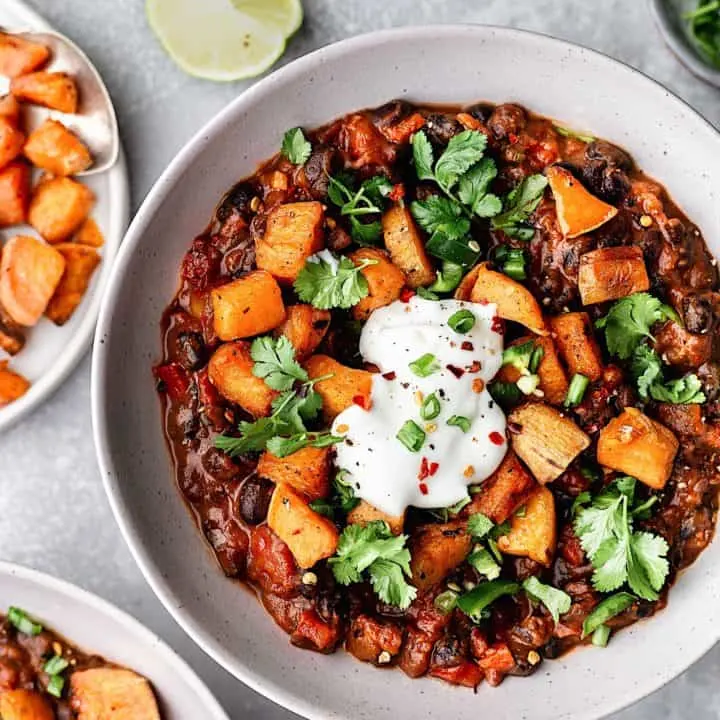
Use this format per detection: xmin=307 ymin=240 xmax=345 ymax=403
xmin=24 ymin=119 xmax=92 ymax=176
xmin=549 ymin=312 xmax=604 ymax=382
xmin=0 ymin=361 xmax=30 ymax=407
xmin=382 ymin=205 xmax=435 ymax=288
xmin=509 ymin=403 xmax=591 ymax=484
xmin=0 ymin=688 xmax=54 ymax=720
xmin=0 ymin=94 xmax=21 ymax=122
xmin=547 ymin=165 xmax=618 ymax=239
xmin=211 ymin=270 xmax=286 ymax=340
xmin=208 ymin=340 xmax=278 ymax=417
xmin=11 ymin=71 xmax=78 ymax=114
xmin=496 ymin=485 xmax=557 ymax=565
xmin=347 ymin=499 xmax=406 ymax=536
xmin=578 ymin=246 xmax=649 ymax=305
xmin=470 ymin=262 xmax=548 ymax=335
xmin=74 ymin=216 xmax=104 ymax=247
xmin=465 ymin=450 xmax=537 ymax=523
xmin=267 ymin=482 xmax=339 ymax=568
xmin=258 ymin=446 xmax=331 ymax=501
xmin=0 ymin=235 xmax=66 ymax=326
xmin=305 ymin=354 xmax=373 ymax=422
xmin=256 ymin=201 xmax=325 ymax=283
xmin=28 ymin=176 xmax=94 ymax=242
xmin=597 ymin=408 xmax=679 ymax=489
xmin=350 ymin=247 xmax=406 ymax=321
xmin=45 ymin=243 xmax=100 ymax=325
xmin=273 ymin=303 xmax=330 ymax=360
xmin=0 ymin=303 xmax=25 ymax=355
xmin=410 ymin=521 xmax=472 ymax=592
xmin=69 ymin=668 xmax=160 ymax=720
xmin=0 ymin=116 xmax=24 ymax=169
xmin=0 ymin=32 xmax=50 ymax=78
xmin=346 ymin=614 xmax=404 ymax=664
xmin=0 ymin=160 xmax=30 ymax=226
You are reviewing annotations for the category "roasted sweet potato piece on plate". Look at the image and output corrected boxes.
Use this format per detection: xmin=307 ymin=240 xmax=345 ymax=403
xmin=28 ymin=176 xmax=95 ymax=242
xmin=578 ymin=246 xmax=649 ymax=305
xmin=273 ymin=303 xmax=330 ymax=360
xmin=73 ymin=216 xmax=105 ymax=247
xmin=410 ymin=521 xmax=472 ymax=592
xmin=0 ymin=32 xmax=50 ymax=78
xmin=0 ymin=93 xmax=21 ymax=121
xmin=305 ymin=354 xmax=373 ymax=422
xmin=347 ymin=500 xmax=406 ymax=536
xmin=0 ymin=361 xmax=30 ymax=407
xmin=549 ymin=311 xmax=604 ymax=382
xmin=382 ymin=204 xmax=436 ymax=288
xmin=0 ymin=688 xmax=54 ymax=720
xmin=0 ymin=302 xmax=25 ymax=355
xmin=0 ymin=235 xmax=66 ymax=326
xmin=0 ymin=115 xmax=25 ymax=170
xmin=350 ymin=247 xmax=406 ymax=321
xmin=258 ymin=446 xmax=331 ymax=501
xmin=0 ymin=160 xmax=30 ymax=227
xmin=11 ymin=71 xmax=79 ymax=114
xmin=24 ymin=118 xmax=93 ymax=176
xmin=45 ymin=242 xmax=101 ymax=325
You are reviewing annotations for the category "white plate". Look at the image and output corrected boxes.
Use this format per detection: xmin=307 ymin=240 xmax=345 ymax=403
xmin=93 ymin=25 xmax=720 ymax=720
xmin=0 ymin=561 xmax=230 ymax=720
xmin=0 ymin=0 xmax=129 ymax=433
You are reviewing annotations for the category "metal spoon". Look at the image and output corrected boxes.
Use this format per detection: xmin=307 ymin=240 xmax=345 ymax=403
xmin=4 ymin=29 xmax=119 ymax=176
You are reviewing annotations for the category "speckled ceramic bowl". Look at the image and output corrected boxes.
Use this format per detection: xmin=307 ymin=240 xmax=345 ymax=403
xmin=92 ymin=26 xmax=720 ymax=720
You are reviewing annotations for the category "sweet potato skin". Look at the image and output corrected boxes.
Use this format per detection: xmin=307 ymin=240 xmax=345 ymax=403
xmin=0 ymin=160 xmax=30 ymax=227
xmin=550 ymin=311 xmax=604 ymax=382
xmin=597 ymin=408 xmax=679 ymax=490
xmin=28 ymin=176 xmax=95 ymax=243
xmin=11 ymin=71 xmax=78 ymax=114
xmin=256 ymin=201 xmax=325 ymax=283
xmin=45 ymin=243 xmax=100 ymax=325
xmin=211 ymin=270 xmax=286 ymax=341
xmin=0 ymin=303 xmax=25 ymax=355
xmin=347 ymin=500 xmax=406 ymax=536
xmin=267 ymin=482 xmax=340 ymax=568
xmin=208 ymin=340 xmax=278 ymax=417
xmin=0 ymin=115 xmax=25 ymax=170
xmin=454 ymin=265 xmax=481 ymax=301
xmin=305 ymin=354 xmax=373 ymax=422
xmin=410 ymin=521 xmax=471 ymax=592
xmin=24 ymin=118 xmax=93 ymax=176
xmin=470 ymin=262 xmax=548 ymax=335
xmin=258 ymin=446 xmax=331 ymax=501
xmin=578 ymin=246 xmax=649 ymax=305
xmin=350 ymin=247 xmax=406 ymax=321
xmin=0 ymin=361 xmax=30 ymax=407
xmin=273 ymin=303 xmax=330 ymax=360
xmin=382 ymin=205 xmax=435 ymax=288
xmin=0 ymin=689 xmax=54 ymax=720
xmin=0 ymin=32 xmax=50 ymax=78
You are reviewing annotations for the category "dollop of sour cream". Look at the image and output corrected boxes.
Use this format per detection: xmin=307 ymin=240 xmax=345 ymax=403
xmin=332 ymin=296 xmax=507 ymax=517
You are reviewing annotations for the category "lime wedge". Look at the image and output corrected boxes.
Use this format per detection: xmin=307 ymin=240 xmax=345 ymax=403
xmin=146 ymin=0 xmax=303 ymax=82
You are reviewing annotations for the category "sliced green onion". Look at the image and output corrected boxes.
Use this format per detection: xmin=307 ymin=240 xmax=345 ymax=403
xmin=487 ymin=537 xmax=503 ymax=564
xmin=468 ymin=548 xmax=501 ymax=580
xmin=502 ymin=341 xmax=536 ymax=371
xmin=409 ymin=353 xmax=440 ymax=378
xmin=43 ymin=655 xmax=69 ymax=675
xmin=582 ymin=592 xmax=635 ymax=638
xmin=428 ymin=261 xmax=464 ymax=293
xmin=448 ymin=309 xmax=476 ymax=334
xmin=8 ymin=607 xmax=43 ymax=636
xmin=420 ymin=393 xmax=441 ymax=421
xmin=416 ymin=287 xmax=439 ymax=300
xmin=517 ymin=374 xmax=540 ymax=395
xmin=396 ymin=420 xmax=426 ymax=452
xmin=592 ymin=624 xmax=611 ymax=647
xmin=529 ymin=345 xmax=545 ymax=373
xmin=467 ymin=512 xmax=494 ymax=538
xmin=434 ymin=590 xmax=459 ymax=614
xmin=515 ymin=505 xmax=527 ymax=518
xmin=564 ymin=373 xmax=590 ymax=408
xmin=447 ymin=415 xmax=471 ymax=432
xmin=46 ymin=673 xmax=65 ymax=698
xmin=456 ymin=579 xmax=520 ymax=621
xmin=488 ymin=381 xmax=521 ymax=409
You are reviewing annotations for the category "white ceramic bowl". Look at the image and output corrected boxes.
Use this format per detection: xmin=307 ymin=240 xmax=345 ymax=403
xmin=0 ymin=562 xmax=229 ymax=719
xmin=92 ymin=25 xmax=720 ymax=720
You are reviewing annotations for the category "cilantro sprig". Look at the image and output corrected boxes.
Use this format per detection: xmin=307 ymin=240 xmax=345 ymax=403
xmin=281 ymin=127 xmax=312 ymax=165
xmin=294 ymin=253 xmax=378 ymax=310
xmin=251 ymin=336 xmax=308 ymax=391
xmin=631 ymin=345 xmax=706 ymax=405
xmin=309 ymin=469 xmax=360 ymax=519
xmin=327 ymin=173 xmax=393 ymax=244
xmin=329 ymin=520 xmax=417 ymax=609
xmin=522 ymin=576 xmax=571 ymax=624
xmin=490 ymin=174 xmax=548 ymax=240
xmin=574 ymin=477 xmax=669 ymax=601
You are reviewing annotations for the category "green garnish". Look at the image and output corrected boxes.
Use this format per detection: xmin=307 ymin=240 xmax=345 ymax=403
xmin=420 ymin=393 xmax=441 ymax=421
xmin=456 ymin=579 xmax=520 ymax=621
xmin=310 ymin=470 xmax=360 ymax=519
xmin=467 ymin=512 xmax=494 ymax=539
xmin=571 ymin=491 xmax=592 ymax=518
xmin=294 ymin=253 xmax=377 ymax=310
xmin=434 ymin=589 xmax=459 ymax=614
xmin=685 ymin=0 xmax=720 ymax=68
xmin=554 ymin=125 xmax=595 ymax=143
xmin=564 ymin=373 xmax=590 ymax=408
xmin=329 ymin=521 xmax=416 ymax=609
xmin=502 ymin=340 xmax=543 ymax=374
xmin=494 ymin=245 xmax=527 ymax=280
xmin=522 ymin=576 xmax=572 ymax=623
xmin=8 ymin=607 xmax=43 ymax=636
xmin=595 ymin=292 xmax=679 ymax=360
xmin=447 ymin=415 xmax=471 ymax=433
xmin=592 ymin=624 xmax=611 ymax=647
xmin=491 ymin=174 xmax=548 ymax=240
xmin=281 ymin=127 xmax=312 ymax=165
xmin=631 ymin=345 xmax=706 ymax=404
xmin=448 ymin=309 xmax=475 ymax=334
xmin=46 ymin=673 xmax=65 ymax=699
xmin=396 ymin=420 xmax=426 ymax=452
xmin=409 ymin=353 xmax=440 ymax=377
xmin=488 ymin=381 xmax=522 ymax=409
xmin=251 ymin=335 xmax=308 ymax=391
xmin=416 ymin=287 xmax=440 ymax=300
xmin=327 ymin=173 xmax=393 ymax=245
xmin=44 ymin=655 xmax=69 ymax=675
xmin=582 ymin=592 xmax=635 ymax=638
xmin=428 ymin=261 xmax=464 ymax=293
xmin=468 ymin=548 xmax=501 ymax=580
xmin=574 ymin=478 xmax=669 ymax=601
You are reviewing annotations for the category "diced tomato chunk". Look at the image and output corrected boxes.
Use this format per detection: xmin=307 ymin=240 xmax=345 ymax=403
xmin=154 ymin=362 xmax=190 ymax=401
xmin=430 ymin=661 xmax=484 ymax=688
xmin=478 ymin=642 xmax=515 ymax=674
xmin=291 ymin=609 xmax=339 ymax=653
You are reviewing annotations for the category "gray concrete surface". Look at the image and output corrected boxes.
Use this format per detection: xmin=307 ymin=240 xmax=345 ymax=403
xmin=2 ymin=0 xmax=720 ymax=717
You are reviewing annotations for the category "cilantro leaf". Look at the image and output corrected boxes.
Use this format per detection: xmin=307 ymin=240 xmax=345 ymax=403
xmin=266 ymin=431 xmax=342 ymax=458
xmin=329 ymin=521 xmax=417 ymax=609
xmin=468 ymin=548 xmax=501 ymax=580
xmin=650 ymin=374 xmax=706 ymax=404
xmin=596 ymin=293 xmax=679 ymax=360
xmin=362 ymin=175 xmax=393 ymax=205
xmin=411 ymin=196 xmax=470 ymax=240
xmin=215 ymin=417 xmax=279 ymax=456
xmin=327 ymin=172 xmax=356 ymax=207
xmin=630 ymin=532 xmax=669 ymax=591
xmin=457 ymin=157 xmax=501 ymax=217
xmin=294 ymin=254 xmax=376 ymax=310
xmin=251 ymin=335 xmax=308 ymax=391
xmin=350 ymin=216 xmax=383 ymax=246
xmin=281 ymin=127 xmax=312 ymax=165
xmin=412 ymin=130 xmax=435 ymax=182
xmin=491 ymin=174 xmax=548 ymax=239
xmin=434 ymin=130 xmax=489 ymax=191
xmin=522 ymin=576 xmax=572 ymax=623
xmin=631 ymin=345 xmax=706 ymax=404
xmin=467 ymin=512 xmax=494 ymax=539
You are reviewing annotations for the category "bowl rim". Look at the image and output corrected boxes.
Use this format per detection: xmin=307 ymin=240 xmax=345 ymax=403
xmin=0 ymin=560 xmax=230 ymax=720
xmin=92 ymin=23 xmax=720 ymax=720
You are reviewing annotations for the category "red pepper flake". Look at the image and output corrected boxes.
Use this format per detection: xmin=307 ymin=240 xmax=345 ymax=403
xmin=489 ymin=431 xmax=505 ymax=446
xmin=468 ymin=360 xmax=482 ymax=374
xmin=461 ymin=341 xmax=474 ymax=351
xmin=478 ymin=299 xmax=489 ymax=306
xmin=389 ymin=183 xmax=405 ymax=202
xmin=382 ymin=371 xmax=397 ymax=381
xmin=508 ymin=132 xmax=519 ymax=144
xmin=419 ymin=483 xmax=429 ymax=495
xmin=418 ymin=457 xmax=430 ymax=481
xmin=491 ymin=316 xmax=504 ymax=334
xmin=353 ymin=394 xmax=371 ymax=410
xmin=446 ymin=364 xmax=465 ymax=378
xmin=428 ymin=461 xmax=439 ymax=477
xmin=400 ymin=288 xmax=415 ymax=303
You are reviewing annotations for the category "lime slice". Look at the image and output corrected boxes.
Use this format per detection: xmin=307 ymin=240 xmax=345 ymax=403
xmin=146 ymin=0 xmax=303 ymax=82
